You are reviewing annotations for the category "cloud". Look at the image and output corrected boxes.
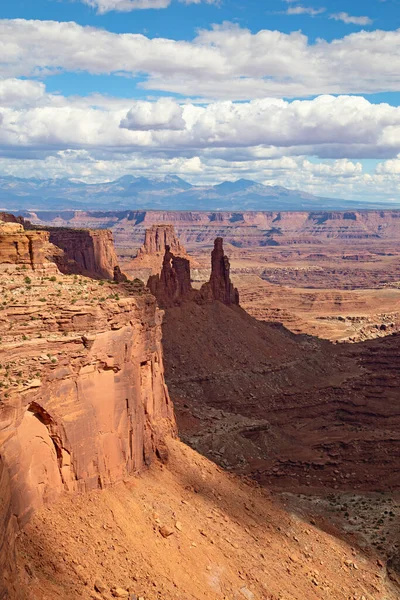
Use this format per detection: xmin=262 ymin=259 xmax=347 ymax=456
xmin=0 ymin=78 xmax=46 ymax=108
xmin=0 ymin=149 xmax=398 ymax=204
xmin=330 ymin=12 xmax=373 ymax=26
xmin=1 ymin=20 xmax=400 ymax=100
xmin=0 ymin=74 xmax=399 ymax=201
xmin=286 ymin=6 xmax=325 ymax=16
xmin=80 ymin=0 xmax=218 ymax=13
xmin=1 ymin=83 xmax=400 ymax=160
xmin=120 ymin=98 xmax=185 ymax=130
xmin=376 ymin=155 xmax=400 ymax=174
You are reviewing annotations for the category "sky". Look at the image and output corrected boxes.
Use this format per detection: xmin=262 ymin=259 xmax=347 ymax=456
xmin=0 ymin=0 xmax=400 ymax=202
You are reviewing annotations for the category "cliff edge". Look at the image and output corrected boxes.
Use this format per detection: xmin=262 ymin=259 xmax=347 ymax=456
xmin=0 ymin=219 xmax=176 ymax=598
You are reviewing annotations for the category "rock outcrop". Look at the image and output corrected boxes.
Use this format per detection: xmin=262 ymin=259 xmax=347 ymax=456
xmin=0 ymin=216 xmax=122 ymax=280
xmin=0 ymin=220 xmax=55 ymax=271
xmin=0 ymin=213 xmax=25 ymax=226
xmin=113 ymin=265 xmax=129 ymax=283
xmin=0 ymin=240 xmax=176 ymax=598
xmin=199 ymin=237 xmax=240 ymax=306
xmin=147 ymin=246 xmax=192 ymax=308
xmin=47 ymin=227 xmax=119 ymax=279
xmin=126 ymin=224 xmax=195 ymax=281
xmin=138 ymin=224 xmax=186 ymax=258
xmin=147 ymin=236 xmax=239 ymax=309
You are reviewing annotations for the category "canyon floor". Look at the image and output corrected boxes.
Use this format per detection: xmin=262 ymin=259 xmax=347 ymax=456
xmin=187 ymin=243 xmax=400 ymax=343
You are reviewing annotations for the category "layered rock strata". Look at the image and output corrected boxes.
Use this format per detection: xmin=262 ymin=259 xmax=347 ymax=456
xmin=47 ymin=227 xmax=119 ymax=279
xmin=138 ymin=224 xmax=186 ymax=257
xmin=0 ymin=221 xmax=56 ymax=272
xmin=198 ymin=237 xmax=240 ymax=305
xmin=126 ymin=224 xmax=196 ymax=281
xmin=147 ymin=237 xmax=239 ymax=308
xmin=0 ymin=256 xmax=175 ymax=598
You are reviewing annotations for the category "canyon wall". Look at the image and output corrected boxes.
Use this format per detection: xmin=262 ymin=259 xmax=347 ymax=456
xmin=23 ymin=209 xmax=400 ymax=250
xmin=0 ymin=215 xmax=120 ymax=279
xmin=47 ymin=227 xmax=119 ymax=279
xmin=0 ymin=221 xmax=55 ymax=271
xmin=0 ymin=222 xmax=176 ymax=599
xmin=126 ymin=223 xmax=195 ymax=280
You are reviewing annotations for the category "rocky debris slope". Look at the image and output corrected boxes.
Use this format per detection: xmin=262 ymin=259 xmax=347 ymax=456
xmin=0 ymin=262 xmax=175 ymax=599
xmin=162 ymin=302 xmax=400 ymax=583
xmin=148 ymin=237 xmax=239 ymax=308
xmin=11 ymin=439 xmax=399 ymax=600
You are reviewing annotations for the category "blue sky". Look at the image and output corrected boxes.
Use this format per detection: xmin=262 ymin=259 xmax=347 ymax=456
xmin=0 ymin=0 xmax=400 ymax=202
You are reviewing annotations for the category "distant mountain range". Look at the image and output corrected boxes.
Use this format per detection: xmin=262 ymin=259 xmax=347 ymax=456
xmin=0 ymin=174 xmax=397 ymax=211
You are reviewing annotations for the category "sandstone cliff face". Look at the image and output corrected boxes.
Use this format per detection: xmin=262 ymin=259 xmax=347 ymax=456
xmin=0 ymin=270 xmax=175 ymax=598
xmin=126 ymin=224 xmax=196 ymax=281
xmin=199 ymin=237 xmax=240 ymax=306
xmin=0 ymin=213 xmax=25 ymax=226
xmin=47 ymin=227 xmax=119 ymax=279
xmin=147 ymin=246 xmax=192 ymax=308
xmin=147 ymin=236 xmax=239 ymax=308
xmin=0 ymin=221 xmax=55 ymax=271
xmin=138 ymin=224 xmax=186 ymax=257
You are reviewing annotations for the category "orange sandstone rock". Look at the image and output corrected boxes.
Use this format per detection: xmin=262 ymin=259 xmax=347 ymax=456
xmin=0 ymin=226 xmax=176 ymax=598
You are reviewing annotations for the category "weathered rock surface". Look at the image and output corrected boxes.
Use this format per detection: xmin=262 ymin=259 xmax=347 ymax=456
xmin=198 ymin=237 xmax=239 ymax=306
xmin=0 ymin=213 xmax=25 ymax=226
xmin=12 ymin=438 xmax=398 ymax=600
xmin=147 ymin=237 xmax=239 ymax=308
xmin=126 ymin=224 xmax=196 ymax=281
xmin=113 ymin=265 xmax=129 ymax=283
xmin=138 ymin=224 xmax=186 ymax=257
xmin=0 ymin=269 xmax=175 ymax=598
xmin=147 ymin=246 xmax=193 ymax=308
xmin=0 ymin=220 xmax=56 ymax=271
xmin=0 ymin=214 xmax=123 ymax=281
xmin=47 ymin=227 xmax=119 ymax=279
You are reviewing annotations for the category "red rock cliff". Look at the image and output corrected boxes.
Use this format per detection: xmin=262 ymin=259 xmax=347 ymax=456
xmin=147 ymin=245 xmax=193 ymax=308
xmin=138 ymin=224 xmax=186 ymax=257
xmin=47 ymin=227 xmax=119 ymax=279
xmin=0 ymin=221 xmax=55 ymax=271
xmin=126 ymin=224 xmax=196 ymax=280
xmin=0 ymin=270 xmax=175 ymax=598
xmin=147 ymin=237 xmax=239 ymax=308
xmin=202 ymin=237 xmax=240 ymax=305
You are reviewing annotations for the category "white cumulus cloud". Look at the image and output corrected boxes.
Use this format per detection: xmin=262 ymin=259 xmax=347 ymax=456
xmin=1 ymin=85 xmax=400 ymax=161
xmin=0 ymin=20 xmax=400 ymax=99
xmin=120 ymin=98 xmax=185 ymax=130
